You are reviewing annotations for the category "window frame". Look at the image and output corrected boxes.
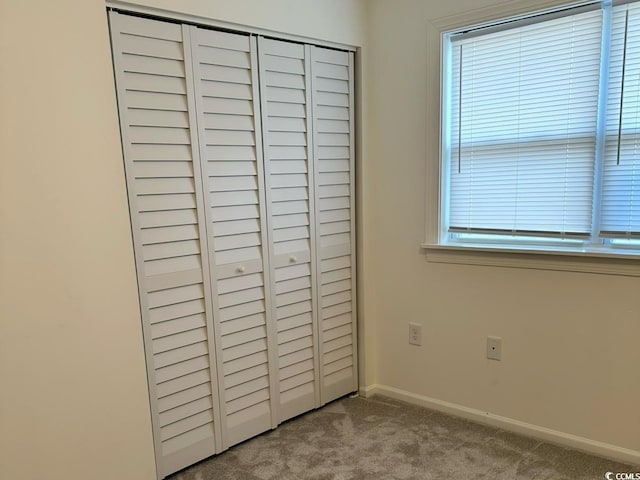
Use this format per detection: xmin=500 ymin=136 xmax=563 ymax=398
xmin=422 ymin=0 xmax=640 ymax=275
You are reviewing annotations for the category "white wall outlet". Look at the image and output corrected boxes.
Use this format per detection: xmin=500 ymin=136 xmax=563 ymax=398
xmin=409 ymin=323 xmax=422 ymax=346
xmin=487 ymin=336 xmax=502 ymax=361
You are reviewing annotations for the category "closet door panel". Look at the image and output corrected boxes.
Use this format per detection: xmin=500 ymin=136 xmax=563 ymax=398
xmin=113 ymin=12 xmax=358 ymax=475
xmin=190 ymin=27 xmax=278 ymax=447
xmin=109 ymin=12 xmax=221 ymax=478
xmin=259 ymin=38 xmax=321 ymax=422
xmin=311 ymin=47 xmax=358 ymax=404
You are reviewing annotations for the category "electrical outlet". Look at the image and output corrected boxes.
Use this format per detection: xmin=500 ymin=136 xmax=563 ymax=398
xmin=409 ymin=323 xmax=422 ymax=346
xmin=487 ymin=336 xmax=502 ymax=361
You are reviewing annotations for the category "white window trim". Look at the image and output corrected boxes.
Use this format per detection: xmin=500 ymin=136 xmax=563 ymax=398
xmin=422 ymin=0 xmax=640 ymax=276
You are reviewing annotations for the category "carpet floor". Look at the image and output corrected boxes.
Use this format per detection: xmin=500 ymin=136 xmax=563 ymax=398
xmin=169 ymin=395 xmax=636 ymax=480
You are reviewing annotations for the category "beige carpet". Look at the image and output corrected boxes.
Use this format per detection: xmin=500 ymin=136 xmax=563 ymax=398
xmin=170 ymin=395 xmax=636 ymax=480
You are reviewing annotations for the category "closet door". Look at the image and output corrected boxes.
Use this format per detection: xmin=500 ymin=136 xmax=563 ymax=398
xmin=109 ymin=13 xmax=221 ymax=478
xmin=258 ymin=38 xmax=321 ymax=422
xmin=310 ymin=47 xmax=358 ymax=404
xmin=189 ymin=27 xmax=278 ymax=447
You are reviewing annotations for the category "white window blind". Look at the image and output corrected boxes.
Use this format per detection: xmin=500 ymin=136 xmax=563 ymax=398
xmin=448 ymin=8 xmax=603 ymax=239
xmin=601 ymin=2 xmax=640 ymax=238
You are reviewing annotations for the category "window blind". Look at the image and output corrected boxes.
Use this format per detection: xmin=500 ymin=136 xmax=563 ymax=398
xmin=448 ymin=9 xmax=603 ymax=238
xmin=601 ymin=2 xmax=640 ymax=238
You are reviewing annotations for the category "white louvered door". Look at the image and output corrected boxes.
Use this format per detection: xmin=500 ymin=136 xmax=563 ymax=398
xmin=258 ymin=38 xmax=321 ymax=422
xmin=111 ymin=12 xmax=357 ymax=478
xmin=189 ymin=27 xmax=278 ymax=448
xmin=109 ymin=13 xmax=222 ymax=478
xmin=310 ymin=47 xmax=358 ymax=404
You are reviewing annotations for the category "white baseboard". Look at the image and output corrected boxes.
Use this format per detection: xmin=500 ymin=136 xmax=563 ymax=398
xmin=360 ymin=384 xmax=640 ymax=467
xmin=358 ymin=385 xmax=376 ymax=397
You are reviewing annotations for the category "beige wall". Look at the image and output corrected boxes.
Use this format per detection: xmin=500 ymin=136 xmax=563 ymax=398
xmin=366 ymin=0 xmax=640 ymax=455
xmin=0 ymin=1 xmax=367 ymax=479
xmin=4 ymin=0 xmax=637 ymax=476
xmin=0 ymin=1 xmax=156 ymax=479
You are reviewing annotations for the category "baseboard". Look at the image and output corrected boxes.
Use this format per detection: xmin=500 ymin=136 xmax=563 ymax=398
xmin=358 ymin=385 xmax=377 ymax=397
xmin=361 ymin=384 xmax=640 ymax=467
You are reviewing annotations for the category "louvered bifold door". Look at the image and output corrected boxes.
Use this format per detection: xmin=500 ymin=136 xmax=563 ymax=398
xmin=109 ymin=13 xmax=222 ymax=478
xmin=310 ymin=47 xmax=358 ymax=404
xmin=189 ymin=27 xmax=279 ymax=448
xmin=258 ymin=38 xmax=321 ymax=422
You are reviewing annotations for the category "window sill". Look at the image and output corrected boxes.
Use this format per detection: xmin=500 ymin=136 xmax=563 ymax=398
xmin=420 ymin=243 xmax=640 ymax=276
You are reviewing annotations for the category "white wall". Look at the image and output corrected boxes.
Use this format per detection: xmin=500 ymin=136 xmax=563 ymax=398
xmin=365 ymin=0 xmax=640 ymax=458
xmin=123 ymin=0 xmax=367 ymax=48
xmin=0 ymin=1 xmax=367 ymax=479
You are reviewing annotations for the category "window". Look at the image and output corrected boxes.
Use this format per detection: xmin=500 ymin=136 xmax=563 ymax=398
xmin=440 ymin=0 xmax=640 ymax=256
